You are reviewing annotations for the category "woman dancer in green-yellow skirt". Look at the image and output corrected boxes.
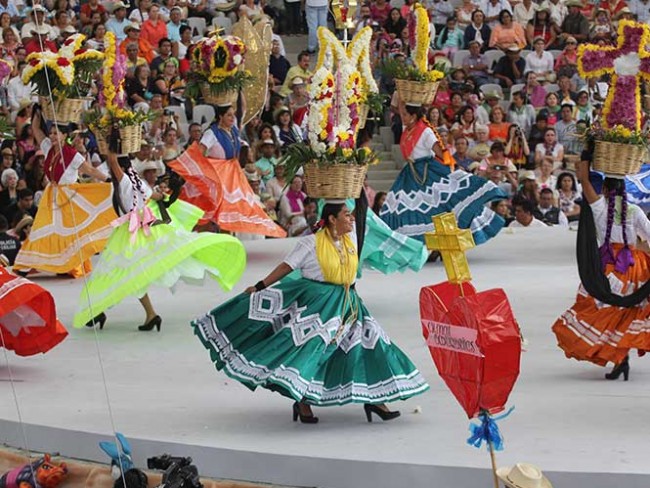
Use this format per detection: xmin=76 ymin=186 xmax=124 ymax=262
xmin=191 ymin=200 xmax=429 ymax=423
xmin=73 ymin=144 xmax=246 ymax=332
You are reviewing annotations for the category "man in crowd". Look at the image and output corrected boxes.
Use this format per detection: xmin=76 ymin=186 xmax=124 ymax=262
xmin=106 ymin=2 xmax=131 ymax=42
xmin=494 ymin=46 xmax=525 ymax=89
xmin=4 ymin=189 xmax=37 ymax=225
xmin=510 ymin=198 xmax=548 ymax=228
xmin=534 ymin=188 xmax=568 ymax=226
xmin=280 ymin=51 xmax=312 ymax=97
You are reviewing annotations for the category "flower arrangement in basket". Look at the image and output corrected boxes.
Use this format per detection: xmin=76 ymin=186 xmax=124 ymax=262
xmin=281 ymin=27 xmax=379 ymax=199
xmin=388 ymin=3 xmax=445 ymax=105
xmin=185 ymin=34 xmax=252 ymax=106
xmin=22 ymin=34 xmax=104 ymax=123
xmin=577 ymin=20 xmax=650 ymax=176
xmin=86 ymin=32 xmax=151 ymax=154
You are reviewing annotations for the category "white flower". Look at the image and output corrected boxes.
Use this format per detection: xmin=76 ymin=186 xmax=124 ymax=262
xmin=233 ymin=54 xmax=242 ymax=65
xmin=614 ymin=52 xmax=641 ymax=76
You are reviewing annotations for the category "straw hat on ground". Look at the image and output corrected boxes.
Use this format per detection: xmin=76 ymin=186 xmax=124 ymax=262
xmin=497 ymin=463 xmax=553 ymax=488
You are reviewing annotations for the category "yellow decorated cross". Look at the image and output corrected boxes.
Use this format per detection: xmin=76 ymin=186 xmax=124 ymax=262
xmin=424 ymin=213 xmax=475 ymax=284
xmin=577 ymin=20 xmax=650 ymax=131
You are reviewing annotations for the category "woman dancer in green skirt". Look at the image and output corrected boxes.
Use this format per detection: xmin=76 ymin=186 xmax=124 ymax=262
xmin=191 ymin=200 xmax=429 ymax=423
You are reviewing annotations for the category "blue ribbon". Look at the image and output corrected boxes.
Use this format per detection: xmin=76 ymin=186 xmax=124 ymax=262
xmin=466 ymin=406 xmax=515 ymax=451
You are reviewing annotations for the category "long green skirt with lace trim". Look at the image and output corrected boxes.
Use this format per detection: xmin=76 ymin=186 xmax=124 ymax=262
xmin=191 ymin=278 xmax=429 ymax=406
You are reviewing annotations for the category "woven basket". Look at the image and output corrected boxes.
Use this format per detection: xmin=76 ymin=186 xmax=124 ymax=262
xmin=39 ymin=97 xmax=86 ymax=124
xmin=119 ymin=125 xmax=143 ymax=154
xmin=563 ymin=154 xmax=580 ymax=171
xmin=358 ymin=104 xmax=370 ymax=129
xmin=95 ymin=132 xmax=108 ymax=155
xmin=303 ymin=163 xmax=368 ymax=199
xmin=200 ymin=84 xmax=238 ymax=106
xmin=395 ymin=79 xmax=440 ymax=106
xmin=593 ymin=140 xmax=646 ymax=176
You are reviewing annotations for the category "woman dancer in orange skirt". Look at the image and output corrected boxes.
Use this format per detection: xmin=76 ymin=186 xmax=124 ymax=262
xmin=552 ymin=159 xmax=650 ymax=380
xmin=168 ymin=104 xmax=286 ymax=238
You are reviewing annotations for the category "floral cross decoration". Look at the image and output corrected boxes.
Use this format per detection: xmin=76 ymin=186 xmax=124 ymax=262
xmin=578 ymin=20 xmax=650 ymax=131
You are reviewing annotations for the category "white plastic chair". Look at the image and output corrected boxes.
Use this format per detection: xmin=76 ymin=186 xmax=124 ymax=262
xmin=480 ymin=83 xmax=504 ymax=99
xmin=193 ymin=104 xmax=215 ymax=126
xmin=164 ymin=105 xmax=188 ymax=125
xmin=509 ymin=83 xmax=525 ymax=101
xmin=212 ymin=16 xmax=233 ymax=35
xmin=452 ymin=49 xmax=470 ymax=68
xmin=549 ymin=49 xmax=562 ymax=60
xmin=545 ymin=83 xmax=559 ymax=93
xmin=483 ymin=50 xmax=504 ymax=72
xmin=187 ymin=17 xmax=207 ymax=38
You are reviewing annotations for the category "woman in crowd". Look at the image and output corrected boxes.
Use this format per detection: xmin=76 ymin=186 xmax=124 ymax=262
xmin=505 ymin=124 xmax=530 ymax=169
xmin=0 ymin=168 xmax=19 ymax=212
xmin=153 ymin=60 xmax=184 ymax=107
xmin=552 ymin=160 xmax=650 ymax=381
xmin=427 ymin=106 xmax=445 ymax=130
xmin=279 ymin=175 xmax=306 ymax=227
xmin=191 ymin=200 xmax=428 ymax=423
xmin=168 ymin=104 xmax=286 ymax=237
xmin=265 ymin=162 xmax=287 ymax=202
xmin=160 ymin=126 xmax=182 ymax=163
xmin=86 ymin=22 xmax=106 ymax=50
xmin=489 ymin=9 xmax=526 ymax=51
xmin=535 ymin=156 xmax=557 ymax=191
xmin=0 ymin=13 xmax=18 ymax=40
xmin=125 ymin=64 xmax=153 ymax=110
xmin=525 ymin=37 xmax=555 ymax=84
xmin=573 ymin=90 xmax=593 ymax=124
xmin=525 ymin=7 xmax=556 ymax=48
xmin=273 ymin=106 xmax=303 ymax=149
xmin=74 ymin=138 xmax=246 ymax=332
xmin=372 ymin=191 xmax=387 ymax=215
xmin=456 ymin=0 xmax=478 ymax=30
xmin=534 ymin=127 xmax=564 ymax=168
xmin=384 ymin=8 xmax=406 ymax=38
xmin=556 ymin=171 xmax=581 ymax=222
xmin=491 ymin=199 xmax=513 ymax=226
xmin=522 ymin=72 xmax=547 ymax=109
xmin=450 ymin=105 xmax=477 ymax=142
xmin=17 ymin=124 xmax=36 ymax=163
xmin=539 ymin=92 xmax=560 ymax=126
xmin=507 ymin=91 xmax=536 ymax=137
xmin=443 ymin=92 xmax=464 ymax=127
xmin=13 ymin=109 xmax=115 ymax=278
xmin=554 ymin=36 xmax=578 ymax=79
xmin=1 ymin=28 xmax=19 ymax=61
xmin=463 ymin=9 xmax=491 ymax=50
xmin=380 ymin=102 xmax=505 ymax=244
xmin=488 ymin=105 xmax=510 ymax=142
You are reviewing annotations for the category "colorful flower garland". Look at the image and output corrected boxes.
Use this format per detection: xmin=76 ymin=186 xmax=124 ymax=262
xmin=191 ymin=35 xmax=246 ymax=83
xmin=411 ymin=3 xmax=429 ymax=74
xmin=23 ymin=51 xmax=74 ymax=88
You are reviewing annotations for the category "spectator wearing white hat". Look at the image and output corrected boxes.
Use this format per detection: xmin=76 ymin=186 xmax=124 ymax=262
xmin=24 ymin=24 xmax=58 ymax=55
xmin=106 ymin=2 xmax=130 ymax=41
xmin=133 ymin=158 xmax=166 ymax=192
xmin=21 ymin=6 xmax=55 ymax=42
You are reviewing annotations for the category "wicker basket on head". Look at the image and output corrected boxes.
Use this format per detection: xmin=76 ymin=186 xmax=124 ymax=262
xmin=200 ymin=84 xmax=238 ymax=106
xmin=39 ymin=97 xmax=86 ymax=124
xmin=303 ymin=163 xmax=368 ymax=199
xmin=358 ymin=104 xmax=370 ymax=129
xmin=593 ymin=140 xmax=646 ymax=176
xmin=395 ymin=79 xmax=440 ymax=106
xmin=119 ymin=125 xmax=143 ymax=154
xmin=563 ymin=154 xmax=580 ymax=172
xmin=95 ymin=131 xmax=108 ymax=155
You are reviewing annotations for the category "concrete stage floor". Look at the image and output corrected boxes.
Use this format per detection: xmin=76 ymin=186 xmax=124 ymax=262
xmin=2 ymin=228 xmax=650 ymax=488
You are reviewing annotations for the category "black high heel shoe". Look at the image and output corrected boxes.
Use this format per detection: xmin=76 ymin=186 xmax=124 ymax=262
xmin=605 ymin=356 xmax=630 ymax=381
xmin=138 ymin=315 xmax=162 ymax=332
xmin=292 ymin=402 xmax=319 ymax=424
xmin=85 ymin=312 xmax=107 ymax=330
xmin=364 ymin=404 xmax=401 ymax=422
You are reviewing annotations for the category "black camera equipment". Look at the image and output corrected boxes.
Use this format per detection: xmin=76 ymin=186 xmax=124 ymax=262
xmin=147 ymin=455 xmax=203 ymax=488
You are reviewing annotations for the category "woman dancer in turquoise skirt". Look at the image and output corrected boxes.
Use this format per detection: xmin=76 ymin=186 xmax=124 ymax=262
xmin=192 ymin=200 xmax=429 ymax=423
xmin=380 ymin=103 xmax=506 ymax=244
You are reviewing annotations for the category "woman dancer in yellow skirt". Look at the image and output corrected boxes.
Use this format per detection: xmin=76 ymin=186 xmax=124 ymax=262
xmin=13 ymin=107 xmax=116 ymax=278
xmin=552 ymin=159 xmax=650 ymax=380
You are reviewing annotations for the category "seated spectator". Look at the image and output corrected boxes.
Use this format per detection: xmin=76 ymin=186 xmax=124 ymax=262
xmin=4 ymin=189 xmax=36 ymax=226
xmin=23 ymin=151 xmax=46 ymax=196
xmin=372 ymin=191 xmax=387 ymax=214
xmin=0 ymin=169 xmax=19 ymax=213
xmin=141 ymin=4 xmax=168 ymax=49
xmin=556 ymin=171 xmax=581 ymax=222
xmin=489 ymin=9 xmax=526 ymax=50
xmin=273 ymin=106 xmax=303 ymax=149
xmin=507 ymin=91 xmax=535 ymax=138
xmin=554 ymin=36 xmax=578 ymax=79
xmin=150 ymin=38 xmax=175 ymax=77
xmin=510 ymin=197 xmax=547 ymax=227
xmin=161 ymin=127 xmax=182 ymax=162
xmin=462 ymin=39 xmax=492 ymax=87
xmin=534 ymin=187 xmax=568 ymax=226
xmin=525 ymin=37 xmax=555 ymax=83
xmin=516 ymin=170 xmax=539 ymax=205
xmin=286 ymin=77 xmax=310 ymax=126
xmin=239 ymin=0 xmax=263 ymax=19
xmin=488 ymin=105 xmax=509 ymax=142
xmin=384 ymin=8 xmax=406 ymax=38
xmin=0 ymin=214 xmax=19 ymax=265
xmin=528 ymin=113 xmax=548 ymax=165
xmin=443 ymin=92 xmax=464 ymax=127
xmin=538 ymin=92 xmax=560 ymax=126
xmin=265 ymin=163 xmax=288 ymax=202
xmin=535 ymin=156 xmax=557 ymax=191
xmin=559 ymin=1 xmax=589 ymax=45
xmin=279 ymin=51 xmax=312 ymax=97
xmin=456 ymin=0 xmax=477 ymax=30
xmin=467 ymin=124 xmax=491 ymax=161
xmin=491 ymin=199 xmax=513 ymax=226
xmin=124 ymin=41 xmax=149 ymax=77
xmin=522 ymin=72 xmax=547 ymax=109
xmin=482 ymin=157 xmax=518 ymax=197
xmin=270 ymin=39 xmax=291 ymax=88
xmin=255 ymin=139 xmax=278 ymax=184
xmin=286 ymin=198 xmax=318 ymax=237
xmin=174 ymin=26 xmax=193 ymax=61
xmin=554 ymin=103 xmax=578 ymax=153
xmin=79 ymin=0 xmax=107 ymax=26
xmin=453 ymin=136 xmax=474 ymax=170
xmin=589 ymin=8 xmax=613 ymax=43
xmin=166 ymin=6 xmax=184 ymax=43
xmin=7 ymin=212 xmax=32 ymax=243
xmin=261 ymin=194 xmax=279 ymax=224
xmin=427 ymin=106 xmax=445 ymax=129
xmin=21 ymin=6 xmax=55 ymax=42
xmin=534 ymin=128 xmax=564 ymax=167
xmin=449 ymin=68 xmax=473 ymax=94
xmin=556 ymin=74 xmax=578 ymax=105
xmin=479 ymin=140 xmax=515 ymax=176
xmin=451 ymin=106 xmax=477 ymax=142
xmin=493 ymin=46 xmax=525 ymax=89
xmin=25 ymin=25 xmax=58 ymax=55
xmin=0 ymin=148 xmax=16 ymax=175
xmin=279 ymin=175 xmax=306 ymax=227
xmin=120 ymin=22 xmax=154 ymax=64
xmin=505 ymin=123 xmax=530 ymax=169
xmin=475 ymin=90 xmax=502 ymax=126
xmin=153 ymin=60 xmax=184 ymax=107
xmin=129 ymin=0 xmax=151 ymax=23
xmin=16 ymin=124 xmax=36 ymax=163
xmin=106 ymin=1 xmax=130 ymax=41
xmin=185 ymin=123 xmax=202 ymax=149
xmin=525 ymin=7 xmax=556 ymax=48
xmin=435 ymin=16 xmax=465 ymax=59
xmin=126 ymin=64 xmax=153 ymax=110
xmin=86 ymin=22 xmax=107 ymax=50
xmin=463 ymin=9 xmax=491 ymax=50
xmin=573 ymin=89 xmax=593 ymax=124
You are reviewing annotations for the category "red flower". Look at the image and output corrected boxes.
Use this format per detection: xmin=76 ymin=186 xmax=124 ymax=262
xmin=57 ymin=58 xmax=71 ymax=67
xmin=326 ymin=78 xmax=334 ymax=87
xmin=29 ymin=59 xmax=40 ymax=67
xmin=74 ymin=48 xmax=87 ymax=55
xmin=63 ymin=38 xmax=74 ymax=46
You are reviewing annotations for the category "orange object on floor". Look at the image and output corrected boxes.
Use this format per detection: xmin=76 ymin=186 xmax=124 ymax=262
xmin=169 ymin=144 xmax=287 ymax=237
xmin=0 ymin=268 xmax=68 ymax=356
xmin=13 ymin=183 xmax=115 ymax=277
xmin=552 ymin=245 xmax=650 ymax=367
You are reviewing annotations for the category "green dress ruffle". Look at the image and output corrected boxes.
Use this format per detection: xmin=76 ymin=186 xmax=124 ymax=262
xmin=73 ymin=198 xmax=246 ymax=328
xmin=192 ymin=278 xmax=429 ymax=406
